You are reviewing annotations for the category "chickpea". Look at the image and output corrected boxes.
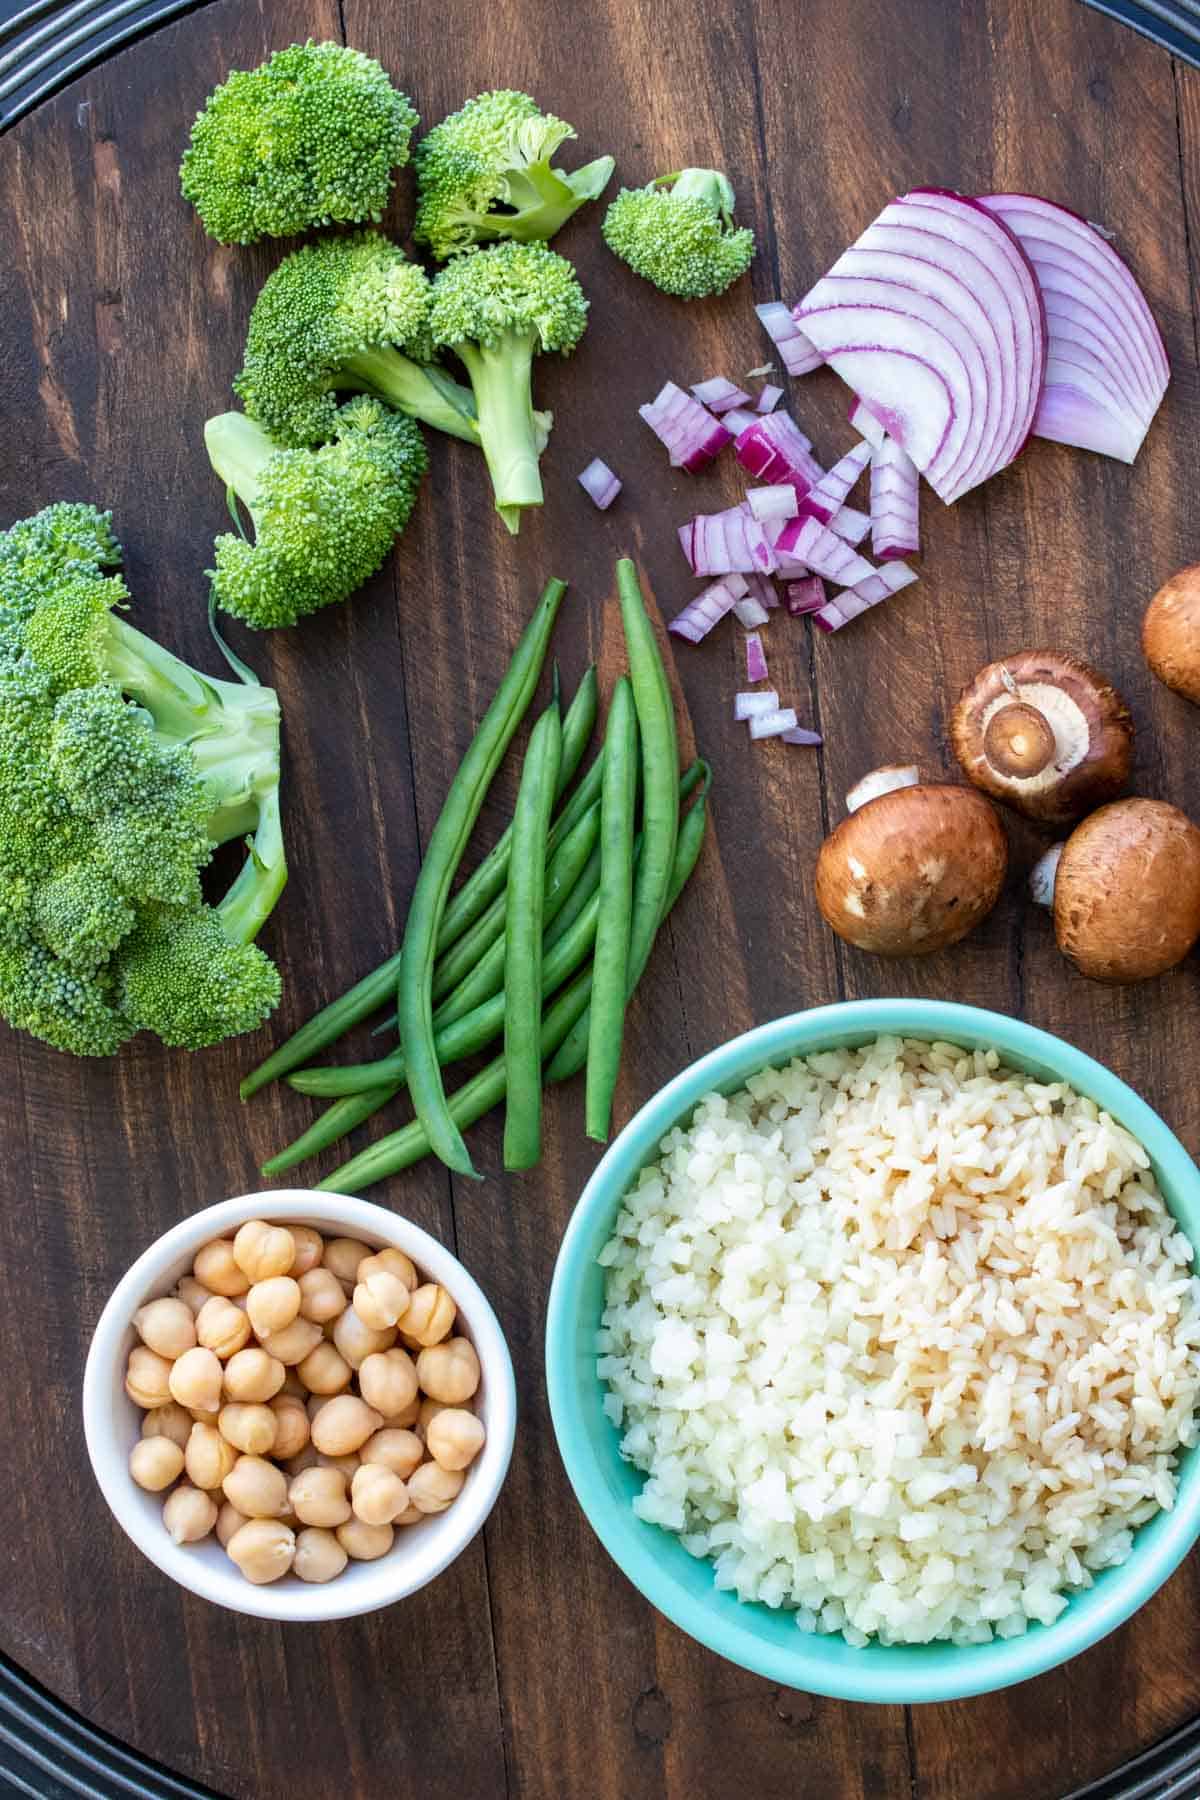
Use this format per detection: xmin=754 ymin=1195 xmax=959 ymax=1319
xmin=195 ymin=1295 xmax=252 ymax=1360
xmin=223 ymin=1347 xmax=285 ymax=1404
xmin=168 ymin=1346 xmax=224 ymax=1414
xmin=133 ymin=1296 xmax=197 ymax=1361
xmin=226 ymin=1518 xmax=295 ymax=1585
xmin=193 ymin=1239 xmax=249 ymax=1298
xmin=162 ymin=1484 xmax=217 ymax=1545
xmin=285 ymin=1444 xmax=321 ymax=1478
xmin=260 ymin=1316 xmax=324 ymax=1367
xmin=297 ymin=1267 xmax=347 ymax=1325
xmin=216 ymin=1500 xmax=248 ymax=1548
xmin=141 ymin=1402 xmax=193 ymax=1450
xmin=317 ymin=1452 xmax=361 ymax=1481
xmin=287 ymin=1226 xmax=325 ymax=1277
xmin=389 ymin=1395 xmax=422 ymax=1430
xmin=352 ymin=1270 xmax=409 ymax=1332
xmin=416 ymin=1337 xmax=480 ymax=1406
xmin=408 ymin=1460 xmax=465 ymax=1514
xmin=332 ymin=1305 xmax=394 ymax=1369
xmin=350 ymin=1463 xmax=409 ymax=1526
xmin=294 ymin=1526 xmax=348 ymax=1584
xmin=426 ymin=1408 xmax=486 ymax=1472
xmin=336 ymin=1518 xmax=394 ymax=1561
xmin=175 ymin=1276 xmax=213 ymax=1316
xmin=129 ymin=1435 xmax=185 ymax=1492
xmin=358 ymin=1247 xmax=418 ymax=1291
xmin=189 ymin=1406 xmax=221 ymax=1426
xmin=270 ymin=1396 xmax=310 ymax=1460
xmin=322 ymin=1236 xmax=370 ymax=1286
xmin=416 ymin=1398 xmax=449 ymax=1439
xmin=306 ymin=1393 xmax=332 ymax=1423
xmin=233 ymin=1219 xmax=295 ymax=1285
xmin=218 ymin=1403 xmax=277 ymax=1457
xmin=185 ymin=1422 xmax=237 ymax=1492
xmin=394 ymin=1503 xmax=425 ymax=1527
xmin=125 ymin=1346 xmax=173 ymax=1409
xmin=311 ymin=1394 xmax=382 ymax=1458
xmin=280 ymin=1368 xmax=308 ymax=1400
xmin=297 ymin=1342 xmax=352 ymax=1396
xmin=289 ymin=1465 xmax=352 ymax=1528
xmin=399 ymin=1283 xmax=456 ymax=1348
xmin=360 ymin=1428 xmax=424 ymax=1481
xmin=358 ymin=1347 xmax=419 ymax=1420
xmin=246 ymin=1276 xmax=301 ymax=1339
xmin=222 ymin=1455 xmax=289 ymax=1519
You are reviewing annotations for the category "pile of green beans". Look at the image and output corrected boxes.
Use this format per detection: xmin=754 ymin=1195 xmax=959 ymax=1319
xmin=245 ymin=563 xmax=712 ymax=1193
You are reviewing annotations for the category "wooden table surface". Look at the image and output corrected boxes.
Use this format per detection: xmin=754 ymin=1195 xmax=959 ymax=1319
xmin=3 ymin=0 xmax=1200 ymax=1794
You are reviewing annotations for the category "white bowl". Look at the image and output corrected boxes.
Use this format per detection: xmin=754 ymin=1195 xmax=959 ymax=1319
xmin=83 ymin=1190 xmax=516 ymax=1622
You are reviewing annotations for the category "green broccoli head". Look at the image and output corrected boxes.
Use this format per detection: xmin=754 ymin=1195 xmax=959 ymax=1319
xmin=602 ymin=168 xmax=756 ymax=299
xmin=180 ymin=41 xmax=418 ymax=245
xmin=206 ymin=400 xmax=427 ymax=629
xmin=428 ymin=241 xmax=587 ymax=531
xmin=233 ymin=231 xmax=480 ymax=450
xmin=32 ymin=864 xmax=137 ymax=972
xmin=116 ymin=906 xmax=282 ymax=1050
xmin=413 ymin=89 xmax=614 ymax=260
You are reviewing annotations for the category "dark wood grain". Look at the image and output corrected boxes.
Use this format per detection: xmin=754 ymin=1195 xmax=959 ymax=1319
xmin=3 ymin=0 xmax=1200 ymax=1795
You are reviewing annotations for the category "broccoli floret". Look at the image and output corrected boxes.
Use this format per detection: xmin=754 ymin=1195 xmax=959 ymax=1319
xmin=234 ymin=231 xmax=480 ymax=448
xmin=0 ymin=502 xmax=287 ymax=1057
xmin=180 ymin=41 xmax=418 ymax=245
xmin=413 ymin=89 xmax=613 ymax=260
xmin=602 ymin=168 xmax=756 ymax=299
xmin=428 ymin=241 xmax=588 ymax=532
xmin=206 ymin=400 xmax=427 ymax=629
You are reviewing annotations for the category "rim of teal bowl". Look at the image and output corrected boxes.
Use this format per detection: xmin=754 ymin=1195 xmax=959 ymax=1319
xmin=545 ymin=999 xmax=1200 ymax=1704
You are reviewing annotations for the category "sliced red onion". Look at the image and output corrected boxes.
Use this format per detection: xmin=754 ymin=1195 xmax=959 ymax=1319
xmin=814 ymin=561 xmax=917 ymax=632
xmin=577 ymin=457 xmax=622 ymax=510
xmin=829 ymin=503 xmax=871 ymax=546
xmin=781 ymin=725 xmax=823 ymax=746
xmin=749 ymin=706 xmax=799 ymax=740
xmin=847 ymin=398 xmax=886 ymax=448
xmin=679 ymin=505 xmax=777 ymax=576
xmin=734 ymin=412 xmax=824 ymax=491
xmin=977 ymin=193 xmax=1169 ymax=463
xmin=639 ymin=381 xmax=732 ymax=471
xmin=742 ymin=572 xmax=779 ymax=610
xmin=786 ymin=575 xmax=826 ymax=615
xmin=746 ymin=484 xmax=799 ymax=523
xmin=722 ymin=407 xmax=759 ymax=437
xmin=732 ymin=595 xmax=771 ymax=627
xmin=756 ymin=384 xmax=784 ymax=413
xmin=667 ymin=575 xmax=747 ymax=643
xmin=744 ymin=632 xmax=769 ymax=682
xmin=846 ymin=765 xmax=920 ymax=812
xmin=775 ymin=515 xmax=877 ymax=586
xmin=735 ymin=689 xmax=779 ymax=720
xmin=794 ymin=188 xmax=1046 ymax=504
xmin=870 ymin=437 xmax=920 ymax=559
xmin=691 ymin=376 xmax=752 ymax=413
xmin=755 ymin=302 xmax=823 ymax=376
xmin=796 ymin=440 xmax=872 ymax=524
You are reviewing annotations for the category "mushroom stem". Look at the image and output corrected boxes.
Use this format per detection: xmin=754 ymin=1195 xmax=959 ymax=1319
xmin=984 ymin=702 xmax=1056 ymax=779
xmin=1030 ymin=843 xmax=1063 ymax=909
xmin=845 ymin=765 xmax=921 ymax=815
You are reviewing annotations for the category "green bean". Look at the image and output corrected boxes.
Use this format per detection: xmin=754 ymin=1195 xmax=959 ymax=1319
xmin=544 ymin=843 xmax=601 ymax=950
xmin=618 ymin=558 xmax=679 ymax=983
xmin=261 ymin=1085 xmax=400 ymax=1177
xmin=585 ymin=676 xmax=639 ymax=1144
xmin=502 ymin=702 xmax=562 ymax=1169
xmin=239 ymin=658 xmax=593 ymax=1099
xmin=399 ymin=579 xmax=568 ymax=1178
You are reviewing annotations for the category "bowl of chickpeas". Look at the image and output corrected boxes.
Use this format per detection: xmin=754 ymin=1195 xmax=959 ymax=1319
xmin=82 ymin=1191 xmax=516 ymax=1620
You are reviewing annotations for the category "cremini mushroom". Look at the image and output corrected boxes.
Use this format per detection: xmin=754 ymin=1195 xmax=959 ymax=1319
xmin=814 ymin=770 xmax=1007 ymax=955
xmin=1029 ymin=797 xmax=1200 ymax=982
xmin=949 ymin=651 xmax=1133 ymax=825
xmin=1144 ymin=565 xmax=1200 ymax=703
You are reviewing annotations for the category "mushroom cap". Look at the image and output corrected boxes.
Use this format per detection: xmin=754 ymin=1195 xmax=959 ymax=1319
xmin=1144 ymin=565 xmax=1200 ymax=704
xmin=949 ymin=650 xmax=1133 ymax=825
xmin=815 ymin=784 xmax=1007 ymax=956
xmin=1053 ymin=798 xmax=1200 ymax=982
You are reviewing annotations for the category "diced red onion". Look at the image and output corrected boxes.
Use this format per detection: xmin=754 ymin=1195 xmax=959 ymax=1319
xmin=755 ymin=302 xmax=823 ymax=376
xmin=786 ymin=576 xmax=827 ymax=615
xmin=829 ymin=504 xmax=871 ymax=546
xmin=749 ymin=706 xmax=799 ymax=740
xmin=734 ymin=413 xmax=824 ymax=492
xmin=814 ymin=561 xmax=917 ymax=632
xmin=794 ymin=188 xmax=1046 ymax=504
xmin=639 ymin=381 xmax=732 ymax=471
xmin=735 ymin=689 xmax=779 ymax=720
xmin=722 ymin=407 xmax=759 ymax=437
xmin=691 ymin=376 xmax=752 ymax=413
xmin=781 ymin=725 xmax=823 ymax=746
xmin=796 ymin=440 xmax=873 ymax=524
xmin=742 ymin=572 xmax=779 ymax=610
xmin=679 ymin=505 xmax=777 ymax=576
xmin=870 ymin=437 xmax=920 ymax=559
xmin=775 ymin=515 xmax=877 ymax=586
xmin=667 ymin=575 xmax=747 ymax=643
xmin=744 ymin=632 xmax=769 ymax=682
xmin=756 ymin=384 xmax=784 ymax=413
xmin=847 ymin=398 xmax=886 ymax=448
xmin=977 ymin=192 xmax=1169 ymax=463
xmin=732 ymin=595 xmax=771 ymax=627
xmin=746 ymin=484 xmax=799 ymax=523
xmin=577 ymin=457 xmax=622 ymax=510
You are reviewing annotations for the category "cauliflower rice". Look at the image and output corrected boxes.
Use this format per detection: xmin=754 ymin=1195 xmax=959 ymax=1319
xmin=596 ymin=1037 xmax=1200 ymax=1647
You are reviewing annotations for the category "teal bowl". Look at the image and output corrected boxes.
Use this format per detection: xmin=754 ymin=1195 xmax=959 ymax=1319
xmin=545 ymin=1000 xmax=1200 ymax=1703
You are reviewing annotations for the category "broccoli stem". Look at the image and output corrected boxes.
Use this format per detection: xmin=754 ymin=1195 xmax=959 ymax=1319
xmin=487 ymin=153 xmax=615 ymax=243
xmin=204 ymin=412 xmax=276 ymax=524
xmin=340 ymin=348 xmax=482 ymax=444
xmin=452 ymin=332 xmax=544 ymax=532
xmin=662 ymin=168 xmax=738 ymax=225
xmin=216 ymin=783 xmax=287 ymax=945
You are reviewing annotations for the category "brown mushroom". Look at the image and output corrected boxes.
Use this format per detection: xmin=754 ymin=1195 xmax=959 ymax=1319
xmin=1030 ymin=797 xmax=1200 ymax=982
xmin=949 ymin=651 xmax=1133 ymax=826
xmin=815 ymin=771 xmax=1007 ymax=956
xmin=1144 ymin=565 xmax=1200 ymax=703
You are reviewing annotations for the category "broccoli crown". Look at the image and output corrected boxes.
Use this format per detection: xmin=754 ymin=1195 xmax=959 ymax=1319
xmin=602 ymin=168 xmax=756 ymax=299
xmin=413 ymin=89 xmax=613 ymax=260
xmin=0 ymin=503 xmax=286 ymax=1057
xmin=180 ymin=41 xmax=418 ymax=245
xmin=208 ymin=399 xmax=427 ymax=629
xmin=116 ymin=906 xmax=281 ymax=1051
xmin=428 ymin=240 xmax=588 ymax=355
